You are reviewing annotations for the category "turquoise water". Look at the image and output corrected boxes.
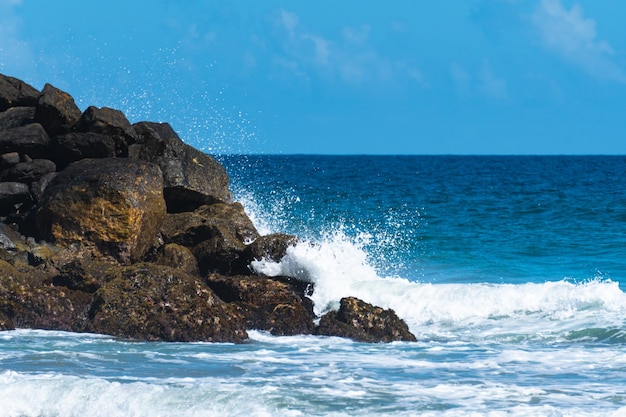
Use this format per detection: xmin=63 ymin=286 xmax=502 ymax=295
xmin=2 ymin=155 xmax=626 ymax=416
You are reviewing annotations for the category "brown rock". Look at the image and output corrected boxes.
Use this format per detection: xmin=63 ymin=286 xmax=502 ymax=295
xmin=0 ymin=261 xmax=91 ymax=331
xmin=316 ymin=297 xmax=417 ymax=343
xmin=34 ymin=83 xmax=82 ymax=136
xmin=36 ymin=158 xmax=166 ymax=264
xmin=240 ymin=233 xmax=298 ymax=274
xmin=0 ymin=75 xmax=40 ymax=111
xmin=75 ymin=106 xmax=137 ymax=156
xmin=87 ymin=263 xmax=248 ymax=342
xmin=130 ymin=121 xmax=232 ymax=211
xmin=152 ymin=243 xmax=199 ymax=276
xmin=207 ymin=274 xmax=315 ymax=336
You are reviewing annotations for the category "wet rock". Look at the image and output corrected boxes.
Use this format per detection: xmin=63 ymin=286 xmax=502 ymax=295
xmin=0 ymin=106 xmax=36 ymax=130
xmin=51 ymin=259 xmax=124 ymax=295
xmin=36 ymin=158 xmax=166 ymax=264
xmin=75 ymin=106 xmax=136 ymax=157
xmin=161 ymin=202 xmax=259 ymax=275
xmin=130 ymin=121 xmax=232 ymax=211
xmin=0 ymin=261 xmax=90 ymax=332
xmin=0 ymin=75 xmax=39 ymax=111
xmin=87 ymin=263 xmax=248 ymax=342
xmin=52 ymin=132 xmax=116 ymax=169
xmin=0 ymin=123 xmax=51 ymax=158
xmin=207 ymin=274 xmax=315 ymax=336
xmin=0 ymin=182 xmax=32 ymax=216
xmin=316 ymin=297 xmax=417 ymax=343
xmin=0 ymin=159 xmax=56 ymax=185
xmin=34 ymin=83 xmax=82 ymax=136
xmin=240 ymin=233 xmax=298 ymax=274
xmin=152 ymin=243 xmax=199 ymax=276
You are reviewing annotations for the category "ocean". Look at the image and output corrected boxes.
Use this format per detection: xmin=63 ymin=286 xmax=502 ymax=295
xmin=1 ymin=155 xmax=626 ymax=416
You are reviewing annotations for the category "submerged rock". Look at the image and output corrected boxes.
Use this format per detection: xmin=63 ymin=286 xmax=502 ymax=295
xmin=316 ymin=297 xmax=417 ymax=343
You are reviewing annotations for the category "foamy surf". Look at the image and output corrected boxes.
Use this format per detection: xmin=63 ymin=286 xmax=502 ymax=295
xmin=250 ymin=233 xmax=626 ymax=342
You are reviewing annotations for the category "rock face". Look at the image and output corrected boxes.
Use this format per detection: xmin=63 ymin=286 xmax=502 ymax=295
xmin=130 ymin=121 xmax=232 ymax=212
xmin=87 ymin=264 xmax=248 ymax=342
xmin=316 ymin=297 xmax=417 ymax=343
xmin=0 ymin=73 xmax=416 ymax=344
xmin=36 ymin=158 xmax=166 ymax=264
xmin=207 ymin=274 xmax=315 ymax=336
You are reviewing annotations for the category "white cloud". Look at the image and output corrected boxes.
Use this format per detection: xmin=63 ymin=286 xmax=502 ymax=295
xmin=275 ymin=10 xmax=423 ymax=88
xmin=532 ymin=0 xmax=626 ymax=83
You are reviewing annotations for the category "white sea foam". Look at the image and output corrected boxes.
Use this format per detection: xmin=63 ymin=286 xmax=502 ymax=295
xmin=250 ymin=231 xmax=626 ymax=342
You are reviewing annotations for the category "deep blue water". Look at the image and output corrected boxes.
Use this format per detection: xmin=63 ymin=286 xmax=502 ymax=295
xmin=2 ymin=155 xmax=626 ymax=416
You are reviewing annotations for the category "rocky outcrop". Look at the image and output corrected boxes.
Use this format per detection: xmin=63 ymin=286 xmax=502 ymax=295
xmin=316 ymin=297 xmax=417 ymax=343
xmin=36 ymin=158 xmax=166 ymax=264
xmin=207 ymin=273 xmax=314 ymax=336
xmin=0 ymin=73 xmax=415 ymax=344
xmin=87 ymin=263 xmax=247 ymax=342
xmin=130 ymin=121 xmax=232 ymax=211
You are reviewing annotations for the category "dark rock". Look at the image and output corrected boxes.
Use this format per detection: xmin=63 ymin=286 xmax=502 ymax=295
xmin=36 ymin=158 xmax=166 ymax=264
xmin=0 ymin=182 xmax=32 ymax=216
xmin=207 ymin=274 xmax=315 ymax=336
xmin=316 ymin=297 xmax=417 ymax=343
xmin=161 ymin=202 xmax=259 ymax=275
xmin=152 ymin=243 xmax=199 ymax=276
xmin=30 ymin=172 xmax=57 ymax=205
xmin=0 ymin=222 xmax=24 ymax=251
xmin=52 ymin=132 xmax=116 ymax=169
xmin=0 ymin=261 xmax=91 ymax=332
xmin=0 ymin=75 xmax=40 ymax=111
xmin=0 ymin=152 xmax=20 ymax=169
xmin=130 ymin=121 xmax=232 ymax=211
xmin=0 ymin=106 xmax=36 ymax=130
xmin=161 ymin=202 xmax=259 ymax=248
xmin=34 ymin=83 xmax=82 ymax=136
xmin=87 ymin=263 xmax=248 ymax=342
xmin=75 ymin=106 xmax=137 ymax=157
xmin=240 ymin=233 xmax=298 ymax=274
xmin=0 ymin=159 xmax=56 ymax=185
xmin=0 ymin=123 xmax=51 ymax=158
xmin=52 ymin=259 xmax=120 ymax=293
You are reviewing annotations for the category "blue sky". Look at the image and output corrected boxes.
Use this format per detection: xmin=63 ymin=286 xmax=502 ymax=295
xmin=1 ymin=0 xmax=625 ymax=154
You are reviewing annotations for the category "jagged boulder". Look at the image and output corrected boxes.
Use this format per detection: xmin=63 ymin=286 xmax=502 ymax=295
xmin=0 ymin=159 xmax=56 ymax=185
xmin=316 ymin=297 xmax=417 ymax=343
xmin=130 ymin=121 xmax=232 ymax=211
xmin=75 ymin=106 xmax=137 ymax=157
xmin=0 ymin=106 xmax=36 ymax=130
xmin=0 ymin=123 xmax=51 ymax=158
xmin=207 ymin=273 xmax=315 ymax=336
xmin=0 ymin=75 xmax=39 ymax=111
xmin=161 ymin=202 xmax=259 ymax=275
xmin=52 ymin=132 xmax=116 ymax=170
xmin=36 ymin=158 xmax=166 ymax=264
xmin=87 ymin=263 xmax=248 ymax=342
xmin=34 ymin=83 xmax=82 ymax=136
